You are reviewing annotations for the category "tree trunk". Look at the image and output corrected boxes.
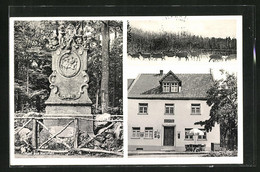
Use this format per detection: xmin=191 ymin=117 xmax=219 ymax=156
xmin=95 ymin=88 xmax=99 ymax=113
xmin=15 ymin=60 xmax=19 ymax=78
xmin=227 ymin=129 xmax=232 ymax=150
xmin=100 ymin=21 xmax=110 ymax=113
xmin=112 ymin=63 xmax=116 ymax=107
xmin=26 ymin=60 xmax=29 ymax=94
xmin=221 ymin=124 xmax=229 ymax=149
xmin=114 ymin=30 xmax=117 ymax=39
xmin=36 ymin=96 xmax=40 ymax=112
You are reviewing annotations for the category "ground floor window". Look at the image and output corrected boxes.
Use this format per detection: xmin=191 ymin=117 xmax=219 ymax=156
xmin=144 ymin=127 xmax=153 ymax=138
xmin=185 ymin=128 xmax=194 ymax=140
xmin=197 ymin=129 xmax=207 ymax=140
xmin=132 ymin=127 xmax=140 ymax=138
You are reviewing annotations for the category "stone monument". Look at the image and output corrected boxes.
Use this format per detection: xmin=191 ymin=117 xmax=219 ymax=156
xmin=44 ymin=23 xmax=93 ymax=134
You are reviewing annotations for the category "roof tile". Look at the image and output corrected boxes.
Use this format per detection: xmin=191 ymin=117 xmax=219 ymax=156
xmin=128 ymin=72 xmax=213 ymax=99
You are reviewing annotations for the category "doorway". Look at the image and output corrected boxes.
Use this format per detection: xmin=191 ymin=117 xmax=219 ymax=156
xmin=163 ymin=126 xmax=175 ymax=146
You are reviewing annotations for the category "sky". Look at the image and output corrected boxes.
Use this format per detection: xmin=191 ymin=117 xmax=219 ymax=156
xmin=129 ymin=16 xmax=237 ymax=39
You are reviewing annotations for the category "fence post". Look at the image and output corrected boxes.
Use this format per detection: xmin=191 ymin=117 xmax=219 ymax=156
xmin=32 ymin=118 xmax=38 ymax=153
xmin=36 ymin=119 xmax=40 ymax=154
xmin=74 ymin=118 xmax=79 ymax=149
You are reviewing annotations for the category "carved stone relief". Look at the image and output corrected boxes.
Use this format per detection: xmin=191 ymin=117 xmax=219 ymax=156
xmin=58 ymin=53 xmax=81 ymax=78
xmin=46 ymin=22 xmax=91 ymax=103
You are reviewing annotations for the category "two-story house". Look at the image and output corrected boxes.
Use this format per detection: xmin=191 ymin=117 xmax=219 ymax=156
xmin=128 ymin=70 xmax=220 ymax=151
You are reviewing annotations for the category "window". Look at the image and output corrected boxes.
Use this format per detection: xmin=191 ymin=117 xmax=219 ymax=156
xmin=165 ymin=104 xmax=174 ymax=115
xmin=185 ymin=128 xmax=194 ymax=140
xmin=191 ymin=104 xmax=201 ymax=115
xmin=139 ymin=103 xmax=148 ymax=114
xmin=163 ymin=83 xmax=170 ymax=92
xmin=163 ymin=82 xmax=179 ymax=93
xmin=198 ymin=129 xmax=207 ymax=140
xmin=171 ymin=83 xmax=178 ymax=92
xmin=132 ymin=127 xmax=140 ymax=138
xmin=144 ymin=127 xmax=153 ymax=139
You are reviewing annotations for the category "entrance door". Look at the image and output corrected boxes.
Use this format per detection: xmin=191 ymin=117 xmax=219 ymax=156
xmin=163 ymin=126 xmax=174 ymax=146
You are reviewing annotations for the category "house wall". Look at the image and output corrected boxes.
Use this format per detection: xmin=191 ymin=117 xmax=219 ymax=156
xmin=128 ymin=99 xmax=220 ymax=151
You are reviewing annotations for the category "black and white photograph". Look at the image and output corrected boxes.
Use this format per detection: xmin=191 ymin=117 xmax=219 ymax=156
xmin=4 ymin=3 xmax=257 ymax=168
xmin=126 ymin=16 xmax=243 ymax=162
xmin=10 ymin=18 xmax=123 ymax=164
xmin=9 ymin=15 xmax=245 ymax=166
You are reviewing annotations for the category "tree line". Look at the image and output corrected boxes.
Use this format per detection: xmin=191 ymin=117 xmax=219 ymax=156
xmin=127 ymin=25 xmax=236 ymax=54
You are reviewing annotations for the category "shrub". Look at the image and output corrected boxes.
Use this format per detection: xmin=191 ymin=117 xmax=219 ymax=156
xmin=203 ymin=150 xmax=238 ymax=157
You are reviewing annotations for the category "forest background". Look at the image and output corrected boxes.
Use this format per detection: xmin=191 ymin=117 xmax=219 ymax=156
xmin=14 ymin=20 xmax=123 ymax=115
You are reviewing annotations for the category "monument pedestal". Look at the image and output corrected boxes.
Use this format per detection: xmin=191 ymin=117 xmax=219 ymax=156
xmin=45 ymin=104 xmax=93 ymax=134
xmin=44 ymin=35 xmax=93 ymax=136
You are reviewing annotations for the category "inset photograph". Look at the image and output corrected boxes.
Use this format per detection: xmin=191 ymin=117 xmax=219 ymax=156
xmin=127 ymin=17 xmax=237 ymax=62
xmin=127 ymin=16 xmax=240 ymax=158
xmin=10 ymin=19 xmax=123 ymax=160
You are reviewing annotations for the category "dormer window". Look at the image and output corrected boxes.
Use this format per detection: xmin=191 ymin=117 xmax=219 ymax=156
xmin=171 ymin=83 xmax=178 ymax=92
xmin=160 ymin=70 xmax=181 ymax=93
xmin=163 ymin=83 xmax=170 ymax=92
xmin=163 ymin=82 xmax=179 ymax=93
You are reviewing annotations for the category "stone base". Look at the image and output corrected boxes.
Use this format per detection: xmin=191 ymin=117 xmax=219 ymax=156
xmin=44 ymin=104 xmax=93 ymax=137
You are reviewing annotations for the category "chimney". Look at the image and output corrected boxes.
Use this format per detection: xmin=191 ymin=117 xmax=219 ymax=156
xmin=209 ymin=68 xmax=214 ymax=80
xmin=160 ymin=70 xmax=163 ymax=75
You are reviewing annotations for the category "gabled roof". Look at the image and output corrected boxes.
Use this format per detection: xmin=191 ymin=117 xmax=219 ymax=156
xmin=128 ymin=79 xmax=135 ymax=89
xmin=128 ymin=71 xmax=213 ymax=100
xmin=159 ymin=70 xmax=181 ymax=83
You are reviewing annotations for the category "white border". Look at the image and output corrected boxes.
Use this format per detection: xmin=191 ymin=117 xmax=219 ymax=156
xmin=10 ymin=16 xmax=243 ymax=166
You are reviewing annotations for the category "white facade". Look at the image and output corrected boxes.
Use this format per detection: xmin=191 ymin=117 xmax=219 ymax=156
xmin=128 ymin=98 xmax=220 ymax=151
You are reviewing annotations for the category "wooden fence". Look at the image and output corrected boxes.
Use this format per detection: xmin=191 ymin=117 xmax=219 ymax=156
xmin=14 ymin=114 xmax=123 ymax=156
